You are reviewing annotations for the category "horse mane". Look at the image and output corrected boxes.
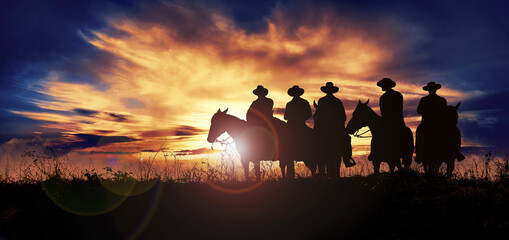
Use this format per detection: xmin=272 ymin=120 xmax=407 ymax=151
xmin=224 ymin=113 xmax=286 ymax=126
xmin=226 ymin=113 xmax=288 ymax=133
xmin=272 ymin=116 xmax=286 ymax=125
xmin=223 ymin=113 xmax=247 ymax=126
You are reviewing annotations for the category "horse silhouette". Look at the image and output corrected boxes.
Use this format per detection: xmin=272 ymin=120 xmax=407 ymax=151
xmin=207 ymin=108 xmax=316 ymax=180
xmin=418 ymin=102 xmax=462 ymax=175
xmin=346 ymin=100 xmax=414 ymax=173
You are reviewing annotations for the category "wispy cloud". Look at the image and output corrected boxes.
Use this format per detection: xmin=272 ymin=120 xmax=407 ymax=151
xmin=174 ymin=147 xmax=219 ymax=156
xmin=10 ymin=1 xmax=487 ymax=154
xmin=74 ymin=108 xmax=99 ymax=116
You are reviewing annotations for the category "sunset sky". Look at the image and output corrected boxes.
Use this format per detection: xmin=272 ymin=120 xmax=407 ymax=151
xmin=1 ymin=0 xmax=508 ymax=164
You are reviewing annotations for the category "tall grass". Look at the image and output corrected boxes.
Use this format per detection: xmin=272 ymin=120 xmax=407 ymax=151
xmin=1 ymin=141 xmax=508 ymax=184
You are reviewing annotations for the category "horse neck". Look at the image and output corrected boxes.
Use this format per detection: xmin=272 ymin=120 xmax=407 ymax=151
xmin=363 ymin=107 xmax=383 ymax=134
xmin=223 ymin=114 xmax=247 ymax=139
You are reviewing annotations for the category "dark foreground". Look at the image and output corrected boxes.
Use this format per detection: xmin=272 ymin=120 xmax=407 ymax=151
xmin=1 ymin=172 xmax=508 ymax=240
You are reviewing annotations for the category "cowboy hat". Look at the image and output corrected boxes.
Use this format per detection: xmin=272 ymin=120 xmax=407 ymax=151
xmin=377 ymin=78 xmax=396 ymax=89
xmin=423 ymin=82 xmax=441 ymax=91
xmin=253 ymin=85 xmax=269 ymax=96
xmin=320 ymin=82 xmax=339 ymax=94
xmin=287 ymin=85 xmax=304 ymax=97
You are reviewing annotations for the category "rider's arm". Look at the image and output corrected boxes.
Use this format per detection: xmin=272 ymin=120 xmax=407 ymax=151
xmin=305 ymin=101 xmax=312 ymax=120
xmin=338 ymin=101 xmax=347 ymax=124
xmin=284 ymin=102 xmax=290 ymax=120
xmin=417 ymin=98 xmax=424 ymax=115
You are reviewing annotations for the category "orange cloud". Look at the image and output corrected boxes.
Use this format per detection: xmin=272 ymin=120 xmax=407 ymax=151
xmin=13 ymin=2 xmax=473 ymax=156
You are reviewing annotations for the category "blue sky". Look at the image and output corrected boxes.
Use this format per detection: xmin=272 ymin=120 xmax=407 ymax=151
xmin=1 ymin=0 xmax=508 ymax=156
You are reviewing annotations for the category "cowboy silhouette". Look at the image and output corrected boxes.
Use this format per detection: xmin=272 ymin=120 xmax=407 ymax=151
xmin=284 ymin=85 xmax=313 ymax=176
xmin=376 ymin=77 xmax=413 ymax=168
xmin=285 ymin=85 xmax=311 ymax=127
xmin=417 ymin=82 xmax=447 ymax=126
xmin=314 ymin=82 xmax=355 ymax=177
xmin=415 ymin=82 xmax=464 ymax=165
xmin=416 ymin=82 xmax=446 ymax=164
xmin=377 ymin=78 xmax=404 ymax=127
xmin=247 ymin=85 xmax=274 ymax=127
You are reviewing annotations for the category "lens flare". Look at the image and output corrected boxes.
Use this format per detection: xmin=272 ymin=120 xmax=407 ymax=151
xmin=121 ymin=181 xmax=164 ymax=240
xmin=42 ymin=179 xmax=129 ymax=216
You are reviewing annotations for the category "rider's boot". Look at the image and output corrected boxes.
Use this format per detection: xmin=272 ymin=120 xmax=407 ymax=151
xmin=457 ymin=152 xmax=466 ymax=162
xmin=344 ymin=157 xmax=356 ymax=168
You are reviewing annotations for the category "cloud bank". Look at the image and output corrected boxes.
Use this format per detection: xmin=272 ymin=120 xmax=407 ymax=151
xmin=4 ymin=0 xmax=508 ymax=154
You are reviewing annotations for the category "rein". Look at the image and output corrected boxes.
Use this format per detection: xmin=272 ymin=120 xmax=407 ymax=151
xmin=353 ymin=129 xmax=372 ymax=138
xmin=211 ymin=136 xmax=233 ymax=150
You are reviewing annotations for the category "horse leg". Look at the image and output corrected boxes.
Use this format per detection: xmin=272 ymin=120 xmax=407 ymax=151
xmin=306 ymin=143 xmax=317 ymax=176
xmin=305 ymin=161 xmax=317 ymax=177
xmin=242 ymin=160 xmax=250 ymax=181
xmin=373 ymin=159 xmax=381 ymax=174
xmin=446 ymin=158 xmax=455 ymax=177
xmin=287 ymin=160 xmax=295 ymax=179
xmin=304 ymin=158 xmax=317 ymax=177
xmin=422 ymin=158 xmax=428 ymax=174
xmin=395 ymin=158 xmax=403 ymax=171
xmin=336 ymin=159 xmax=341 ymax=178
xmin=326 ymin=159 xmax=337 ymax=178
xmin=254 ymin=160 xmax=261 ymax=181
xmin=402 ymin=155 xmax=412 ymax=169
xmin=279 ymin=160 xmax=287 ymax=178
xmin=402 ymin=127 xmax=414 ymax=169
xmin=318 ymin=161 xmax=326 ymax=177
xmin=431 ymin=160 xmax=440 ymax=174
xmin=316 ymin=154 xmax=326 ymax=177
xmin=389 ymin=161 xmax=396 ymax=173
xmin=427 ymin=160 xmax=435 ymax=174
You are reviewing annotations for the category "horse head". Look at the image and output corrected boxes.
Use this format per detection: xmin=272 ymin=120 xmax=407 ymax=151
xmin=207 ymin=108 xmax=229 ymax=143
xmin=312 ymin=100 xmax=320 ymax=121
xmin=346 ymin=99 xmax=370 ymax=134
xmin=312 ymin=100 xmax=329 ymax=129
xmin=445 ymin=101 xmax=461 ymax=126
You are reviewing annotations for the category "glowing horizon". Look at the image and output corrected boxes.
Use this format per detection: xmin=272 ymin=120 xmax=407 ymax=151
xmin=3 ymin=1 xmax=503 ymax=167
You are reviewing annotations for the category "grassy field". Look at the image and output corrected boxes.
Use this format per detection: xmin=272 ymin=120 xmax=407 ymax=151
xmin=1 ymin=171 xmax=508 ymax=239
xmin=1 ymin=146 xmax=508 ymax=239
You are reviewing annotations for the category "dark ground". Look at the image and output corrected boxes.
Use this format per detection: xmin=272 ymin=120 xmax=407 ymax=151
xmin=1 ymin=172 xmax=508 ymax=240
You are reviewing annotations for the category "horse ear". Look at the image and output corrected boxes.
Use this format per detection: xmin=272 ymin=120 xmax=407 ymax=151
xmin=217 ymin=108 xmax=221 ymax=113
xmin=313 ymin=100 xmax=318 ymax=109
xmin=455 ymin=101 xmax=461 ymax=110
xmin=364 ymin=99 xmax=370 ymax=105
xmin=223 ymin=108 xmax=229 ymax=114
xmin=358 ymin=100 xmax=361 ymax=105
